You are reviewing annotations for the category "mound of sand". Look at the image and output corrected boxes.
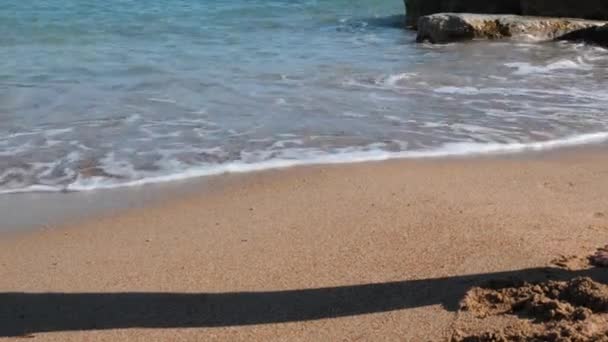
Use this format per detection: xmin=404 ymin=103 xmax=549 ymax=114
xmin=452 ymin=277 xmax=608 ymax=341
xmin=590 ymin=246 xmax=608 ymax=268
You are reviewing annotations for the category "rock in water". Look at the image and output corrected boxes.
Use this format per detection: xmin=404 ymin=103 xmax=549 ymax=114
xmin=416 ymin=14 xmax=476 ymax=42
xmin=416 ymin=13 xmax=606 ymax=43
xmin=557 ymin=24 xmax=608 ymax=47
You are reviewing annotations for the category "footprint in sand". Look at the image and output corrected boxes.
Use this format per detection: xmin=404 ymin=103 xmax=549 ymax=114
xmin=552 ymin=246 xmax=608 ymax=270
xmin=540 ymin=180 xmax=577 ymax=194
xmin=551 ymin=254 xmax=587 ymax=271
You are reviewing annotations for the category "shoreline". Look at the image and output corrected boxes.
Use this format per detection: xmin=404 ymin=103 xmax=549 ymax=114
xmin=1 ymin=142 xmax=607 ymax=234
xmin=1 ymin=146 xmax=608 ymax=340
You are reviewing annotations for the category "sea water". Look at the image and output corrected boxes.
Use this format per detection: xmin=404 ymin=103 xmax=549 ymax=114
xmin=1 ymin=0 xmax=608 ymax=193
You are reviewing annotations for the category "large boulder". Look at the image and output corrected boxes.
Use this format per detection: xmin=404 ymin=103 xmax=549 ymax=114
xmin=557 ymin=24 xmax=608 ymax=47
xmin=405 ymin=0 xmax=608 ymax=28
xmin=416 ymin=13 xmax=606 ymax=43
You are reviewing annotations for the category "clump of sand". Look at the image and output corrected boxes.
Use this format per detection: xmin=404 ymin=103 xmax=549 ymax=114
xmin=452 ymin=277 xmax=608 ymax=341
xmin=590 ymin=245 xmax=608 ymax=268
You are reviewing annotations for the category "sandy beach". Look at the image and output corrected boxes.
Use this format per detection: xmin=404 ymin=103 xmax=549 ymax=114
xmin=2 ymin=149 xmax=608 ymax=341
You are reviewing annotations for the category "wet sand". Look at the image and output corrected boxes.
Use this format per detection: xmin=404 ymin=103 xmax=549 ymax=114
xmin=1 ymin=150 xmax=608 ymax=341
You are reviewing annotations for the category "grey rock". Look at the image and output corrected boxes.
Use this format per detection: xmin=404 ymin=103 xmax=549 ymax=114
xmin=416 ymin=13 xmax=606 ymax=44
xmin=557 ymin=24 xmax=608 ymax=47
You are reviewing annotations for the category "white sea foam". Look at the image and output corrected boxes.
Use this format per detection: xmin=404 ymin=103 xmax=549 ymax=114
xmin=44 ymin=127 xmax=74 ymax=137
xmin=342 ymin=72 xmax=416 ymax=90
xmin=124 ymin=114 xmax=142 ymax=123
xmin=2 ymin=131 xmax=607 ymax=194
xmin=271 ymin=139 xmax=304 ymax=148
xmin=274 ymin=98 xmax=287 ymax=105
xmin=434 ymin=86 xmax=480 ymax=95
xmin=147 ymin=97 xmax=177 ymax=104
xmin=505 ymin=57 xmax=592 ymax=75
xmin=341 ymin=111 xmax=367 ymax=118
xmin=0 ymin=142 xmax=34 ymax=156
xmin=383 ymin=115 xmax=408 ymax=123
xmin=381 ymin=73 xmax=415 ymax=87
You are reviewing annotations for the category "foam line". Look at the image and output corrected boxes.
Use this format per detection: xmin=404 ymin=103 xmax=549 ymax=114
xmin=2 ymin=131 xmax=607 ymax=195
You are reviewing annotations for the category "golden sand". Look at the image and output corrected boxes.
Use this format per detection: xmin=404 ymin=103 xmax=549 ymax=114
xmin=1 ymin=150 xmax=608 ymax=341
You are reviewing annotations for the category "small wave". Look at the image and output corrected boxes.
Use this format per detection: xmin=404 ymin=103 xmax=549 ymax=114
xmin=381 ymin=73 xmax=415 ymax=87
xmin=342 ymin=72 xmax=417 ymax=90
xmin=44 ymin=127 xmax=74 ymax=137
xmin=383 ymin=115 xmax=408 ymax=123
xmin=124 ymin=114 xmax=142 ymax=124
xmin=341 ymin=111 xmax=367 ymax=118
xmin=505 ymin=57 xmax=592 ymax=75
xmin=1 ymin=132 xmax=607 ymax=195
xmin=148 ymin=98 xmax=177 ymax=104
xmin=434 ymin=86 xmax=480 ymax=95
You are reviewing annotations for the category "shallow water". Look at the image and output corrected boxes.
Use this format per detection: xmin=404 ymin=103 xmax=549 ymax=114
xmin=1 ymin=0 xmax=608 ymax=193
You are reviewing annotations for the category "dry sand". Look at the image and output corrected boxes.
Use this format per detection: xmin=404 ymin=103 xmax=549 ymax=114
xmin=2 ymin=150 xmax=608 ymax=341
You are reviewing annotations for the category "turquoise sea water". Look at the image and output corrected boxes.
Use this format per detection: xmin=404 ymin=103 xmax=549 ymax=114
xmin=1 ymin=0 xmax=608 ymax=193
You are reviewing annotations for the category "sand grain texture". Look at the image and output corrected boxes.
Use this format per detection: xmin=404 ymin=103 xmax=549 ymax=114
xmin=1 ymin=150 xmax=608 ymax=341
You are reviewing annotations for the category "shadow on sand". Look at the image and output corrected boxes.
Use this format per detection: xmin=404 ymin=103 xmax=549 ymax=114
xmin=2 ymin=267 xmax=606 ymax=337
